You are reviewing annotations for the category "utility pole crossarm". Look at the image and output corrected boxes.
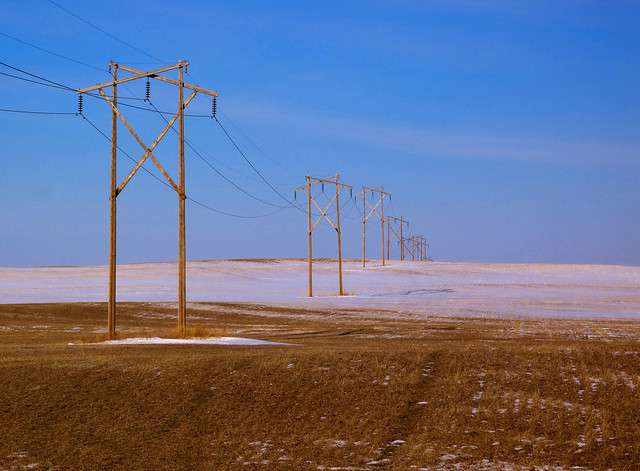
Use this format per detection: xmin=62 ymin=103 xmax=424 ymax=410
xmin=117 ymin=64 xmax=219 ymax=97
xmin=294 ymin=175 xmax=352 ymax=191
xmin=78 ymin=62 xmax=219 ymax=98
xmin=78 ymin=63 xmax=184 ymax=94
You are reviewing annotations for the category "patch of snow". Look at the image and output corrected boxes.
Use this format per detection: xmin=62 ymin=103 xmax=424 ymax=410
xmin=69 ymin=337 xmax=293 ymax=346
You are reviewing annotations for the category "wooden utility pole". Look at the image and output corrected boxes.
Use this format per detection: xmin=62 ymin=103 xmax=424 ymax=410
xmin=387 ymin=216 xmax=408 ymax=261
xmin=294 ymin=175 xmax=352 ymax=297
xmin=405 ymin=235 xmax=417 ymax=261
xmin=108 ymin=65 xmax=117 ymax=338
xmin=420 ymin=236 xmax=427 ymax=261
xmin=79 ymin=61 xmax=218 ymax=337
xmin=355 ymin=186 xmax=390 ymax=268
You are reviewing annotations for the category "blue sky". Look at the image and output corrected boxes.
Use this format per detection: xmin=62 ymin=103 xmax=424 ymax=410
xmin=1 ymin=0 xmax=639 ymax=267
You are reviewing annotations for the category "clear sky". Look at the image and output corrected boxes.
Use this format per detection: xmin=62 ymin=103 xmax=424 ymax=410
xmin=1 ymin=0 xmax=639 ymax=267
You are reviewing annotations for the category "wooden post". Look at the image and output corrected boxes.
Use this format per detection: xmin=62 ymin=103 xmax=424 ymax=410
xmin=336 ymin=175 xmax=343 ymax=295
xmin=381 ymin=190 xmax=385 ymax=266
xmin=107 ymin=65 xmax=117 ymax=339
xmin=362 ymin=187 xmax=366 ymax=268
xmin=307 ymin=175 xmax=312 ymax=297
xmin=178 ymin=61 xmax=186 ymax=331
xmin=386 ymin=216 xmax=390 ymax=262
xmin=400 ymin=217 xmax=405 ymax=261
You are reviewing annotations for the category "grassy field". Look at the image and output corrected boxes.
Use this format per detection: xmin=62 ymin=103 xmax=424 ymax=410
xmin=1 ymin=302 xmax=639 ymax=470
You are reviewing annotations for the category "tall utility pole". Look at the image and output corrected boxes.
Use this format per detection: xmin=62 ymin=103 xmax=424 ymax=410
xmin=294 ymin=175 xmax=352 ymax=297
xmin=79 ymin=61 xmax=218 ymax=337
xmin=387 ymin=216 xmax=408 ymax=261
xmin=355 ymin=186 xmax=391 ymax=268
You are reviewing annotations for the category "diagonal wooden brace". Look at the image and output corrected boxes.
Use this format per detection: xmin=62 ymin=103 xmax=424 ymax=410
xmin=116 ymin=91 xmax=196 ymax=195
xmin=98 ymin=88 xmax=184 ymax=197
xmin=311 ymin=193 xmax=338 ymax=232
xmin=364 ymin=197 xmax=383 ymax=222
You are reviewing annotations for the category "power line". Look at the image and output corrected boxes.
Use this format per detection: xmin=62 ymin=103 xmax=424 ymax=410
xmin=1 ymin=58 xmax=326 ymax=220
xmin=219 ymin=112 xmax=299 ymax=180
xmin=215 ymin=117 xmax=303 ymax=211
xmin=0 ymin=61 xmax=75 ymax=90
xmin=0 ymin=107 xmax=76 ymax=115
xmin=144 ymin=99 xmax=300 ymax=210
xmin=81 ymin=113 xmax=284 ymax=219
xmin=46 ymin=0 xmax=167 ymax=64
xmin=0 ymin=61 xmax=147 ymax=102
xmin=0 ymin=62 xmax=297 ymax=205
xmin=0 ymin=31 xmax=106 ymax=72
xmin=80 ymin=113 xmax=174 ymax=192
xmin=2 ymin=59 xmax=305 ymax=215
xmin=186 ymin=197 xmax=289 ymax=219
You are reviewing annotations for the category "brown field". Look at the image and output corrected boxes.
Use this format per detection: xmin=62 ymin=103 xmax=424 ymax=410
xmin=1 ymin=302 xmax=639 ymax=470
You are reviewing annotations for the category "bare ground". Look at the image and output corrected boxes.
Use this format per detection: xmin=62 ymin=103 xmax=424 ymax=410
xmin=1 ymin=302 xmax=639 ymax=470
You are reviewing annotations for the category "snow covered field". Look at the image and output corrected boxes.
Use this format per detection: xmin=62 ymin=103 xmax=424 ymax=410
xmin=1 ymin=259 xmax=638 ymax=319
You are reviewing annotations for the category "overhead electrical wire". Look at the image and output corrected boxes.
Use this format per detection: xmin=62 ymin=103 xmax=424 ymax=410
xmin=0 ymin=56 xmax=291 ymax=219
xmin=0 ymin=31 xmax=107 ymax=72
xmin=2 ymin=19 xmax=361 ymax=224
xmin=80 ymin=113 xmax=174 ymax=192
xmin=0 ymin=62 xmax=144 ymax=102
xmin=80 ymin=113 xmax=287 ymax=219
xmin=1 ymin=60 xmax=364 ymax=221
xmin=214 ymin=117 xmax=305 ymax=212
xmin=144 ymin=99 xmax=298 ymax=210
xmin=0 ymin=107 xmax=76 ymax=115
xmin=45 ymin=0 xmax=167 ymax=65
xmin=0 ymin=60 xmax=304 ymax=216
xmin=218 ymin=112 xmax=299 ymax=180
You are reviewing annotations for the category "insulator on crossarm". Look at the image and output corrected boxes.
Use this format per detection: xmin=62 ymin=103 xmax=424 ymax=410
xmin=350 ymin=188 xmax=353 ymax=198
xmin=212 ymin=96 xmax=217 ymax=118
xmin=322 ymin=183 xmax=324 ymax=192
xmin=77 ymin=94 xmax=83 ymax=115
xmin=145 ymin=79 xmax=150 ymax=101
xmin=294 ymin=191 xmax=297 ymax=200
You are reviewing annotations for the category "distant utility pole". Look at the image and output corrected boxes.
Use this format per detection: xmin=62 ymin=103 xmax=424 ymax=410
xmin=355 ymin=186 xmax=391 ymax=268
xmin=404 ymin=235 xmax=417 ymax=261
xmin=400 ymin=234 xmax=413 ymax=262
xmin=294 ymin=175 xmax=352 ymax=297
xmin=387 ymin=216 xmax=408 ymax=261
xmin=79 ymin=61 xmax=218 ymax=338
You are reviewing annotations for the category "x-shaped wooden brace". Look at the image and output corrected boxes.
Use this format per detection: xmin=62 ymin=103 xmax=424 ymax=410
xmin=302 ymin=188 xmax=344 ymax=233
xmin=388 ymin=222 xmax=402 ymax=245
xmin=363 ymin=194 xmax=384 ymax=223
xmin=404 ymin=236 xmax=417 ymax=259
xmin=98 ymin=88 xmax=197 ymax=197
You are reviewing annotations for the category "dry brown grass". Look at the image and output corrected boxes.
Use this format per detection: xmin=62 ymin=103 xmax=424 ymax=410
xmin=0 ymin=302 xmax=639 ymax=470
xmin=161 ymin=324 xmax=227 ymax=339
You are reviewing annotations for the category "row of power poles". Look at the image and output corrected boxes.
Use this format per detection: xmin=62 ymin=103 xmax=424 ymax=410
xmin=82 ymin=61 xmax=432 ymax=336
xmin=297 ymin=175 xmax=431 ymax=297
